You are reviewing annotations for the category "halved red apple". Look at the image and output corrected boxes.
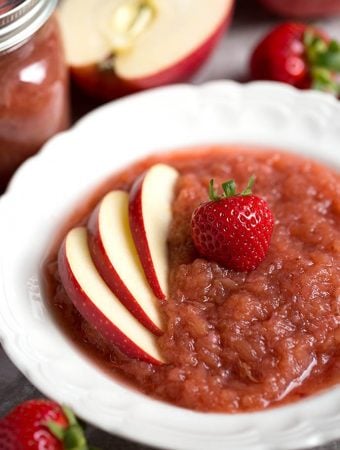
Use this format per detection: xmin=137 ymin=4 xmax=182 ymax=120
xmin=58 ymin=0 xmax=234 ymax=100
xmin=58 ymin=227 xmax=164 ymax=364
xmin=258 ymin=0 xmax=340 ymax=18
xmin=88 ymin=190 xmax=163 ymax=335
xmin=129 ymin=164 xmax=179 ymax=300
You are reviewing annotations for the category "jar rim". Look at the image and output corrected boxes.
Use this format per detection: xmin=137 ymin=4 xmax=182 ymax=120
xmin=0 ymin=0 xmax=58 ymax=52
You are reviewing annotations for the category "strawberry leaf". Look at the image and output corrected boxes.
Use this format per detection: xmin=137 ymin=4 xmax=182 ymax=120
xmin=304 ymin=29 xmax=340 ymax=96
xmin=46 ymin=421 xmax=65 ymax=440
xmin=209 ymin=179 xmax=221 ymax=201
xmin=47 ymin=405 xmax=100 ymax=450
xmin=241 ymin=175 xmax=255 ymax=196
xmin=311 ymin=67 xmax=340 ymax=95
xmin=208 ymin=176 xmax=256 ymax=201
xmin=63 ymin=424 xmax=87 ymax=449
xmin=62 ymin=405 xmax=78 ymax=426
xmin=315 ymin=48 xmax=340 ymax=72
xmin=222 ymin=180 xmax=236 ymax=197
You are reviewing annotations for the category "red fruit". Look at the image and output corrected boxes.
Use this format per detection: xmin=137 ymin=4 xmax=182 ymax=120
xmin=191 ymin=177 xmax=274 ymax=272
xmin=258 ymin=0 xmax=340 ymax=19
xmin=0 ymin=399 xmax=92 ymax=450
xmin=250 ymin=22 xmax=340 ymax=95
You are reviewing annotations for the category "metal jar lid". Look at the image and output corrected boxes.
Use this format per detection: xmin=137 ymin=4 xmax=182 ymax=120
xmin=0 ymin=0 xmax=58 ymax=52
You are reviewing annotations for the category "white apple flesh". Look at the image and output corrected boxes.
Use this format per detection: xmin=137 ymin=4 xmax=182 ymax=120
xmin=58 ymin=0 xmax=234 ymax=100
xmin=58 ymin=227 xmax=164 ymax=364
xmin=129 ymin=164 xmax=179 ymax=300
xmin=88 ymin=190 xmax=164 ymax=335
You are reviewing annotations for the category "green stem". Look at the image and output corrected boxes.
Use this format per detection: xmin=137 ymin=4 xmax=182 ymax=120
xmin=304 ymin=29 xmax=340 ymax=95
xmin=208 ymin=175 xmax=255 ymax=201
xmin=241 ymin=175 xmax=255 ymax=196
xmin=209 ymin=179 xmax=221 ymax=201
xmin=221 ymin=180 xmax=236 ymax=197
xmin=45 ymin=405 xmax=99 ymax=450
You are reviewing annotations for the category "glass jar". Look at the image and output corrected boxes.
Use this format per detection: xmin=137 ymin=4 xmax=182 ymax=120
xmin=0 ymin=0 xmax=70 ymax=192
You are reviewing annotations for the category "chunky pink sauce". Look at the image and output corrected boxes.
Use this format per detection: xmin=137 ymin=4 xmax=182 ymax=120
xmin=0 ymin=15 xmax=69 ymax=191
xmin=44 ymin=147 xmax=340 ymax=412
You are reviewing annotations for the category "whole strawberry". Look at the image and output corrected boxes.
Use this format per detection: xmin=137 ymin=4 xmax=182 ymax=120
xmin=191 ymin=176 xmax=274 ymax=272
xmin=0 ymin=399 xmax=95 ymax=450
xmin=250 ymin=22 xmax=340 ymax=95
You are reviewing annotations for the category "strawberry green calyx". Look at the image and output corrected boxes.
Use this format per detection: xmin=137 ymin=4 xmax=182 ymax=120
xmin=46 ymin=406 xmax=99 ymax=450
xmin=304 ymin=29 xmax=340 ymax=95
xmin=240 ymin=175 xmax=255 ymax=196
xmin=208 ymin=175 xmax=256 ymax=201
xmin=222 ymin=179 xmax=236 ymax=197
xmin=208 ymin=179 xmax=221 ymax=201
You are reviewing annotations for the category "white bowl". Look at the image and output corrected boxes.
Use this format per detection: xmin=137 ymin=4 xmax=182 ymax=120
xmin=0 ymin=81 xmax=340 ymax=450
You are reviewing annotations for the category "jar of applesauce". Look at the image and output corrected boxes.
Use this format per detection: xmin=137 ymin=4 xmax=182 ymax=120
xmin=0 ymin=0 xmax=70 ymax=192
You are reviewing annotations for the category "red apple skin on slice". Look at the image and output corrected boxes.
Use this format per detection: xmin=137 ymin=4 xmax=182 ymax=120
xmin=129 ymin=164 xmax=179 ymax=300
xmin=58 ymin=227 xmax=164 ymax=365
xmin=88 ymin=191 xmax=163 ymax=336
xmin=70 ymin=9 xmax=233 ymax=101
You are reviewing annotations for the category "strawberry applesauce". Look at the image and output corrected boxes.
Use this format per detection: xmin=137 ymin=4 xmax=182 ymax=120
xmin=44 ymin=146 xmax=340 ymax=412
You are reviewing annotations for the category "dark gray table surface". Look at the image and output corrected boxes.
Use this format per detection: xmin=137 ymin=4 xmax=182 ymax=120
xmin=1 ymin=1 xmax=340 ymax=449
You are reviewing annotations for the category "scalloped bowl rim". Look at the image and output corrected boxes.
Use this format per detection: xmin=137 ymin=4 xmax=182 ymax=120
xmin=0 ymin=81 xmax=340 ymax=450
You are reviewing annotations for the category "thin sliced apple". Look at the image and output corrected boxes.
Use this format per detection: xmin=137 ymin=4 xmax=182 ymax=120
xmin=88 ymin=190 xmax=163 ymax=335
xmin=129 ymin=164 xmax=179 ymax=300
xmin=58 ymin=227 xmax=164 ymax=364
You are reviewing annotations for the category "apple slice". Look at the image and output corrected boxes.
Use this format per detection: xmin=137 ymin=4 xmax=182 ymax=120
xmin=129 ymin=164 xmax=179 ymax=300
xmin=88 ymin=190 xmax=163 ymax=335
xmin=58 ymin=227 xmax=164 ymax=364
xmin=58 ymin=0 xmax=234 ymax=101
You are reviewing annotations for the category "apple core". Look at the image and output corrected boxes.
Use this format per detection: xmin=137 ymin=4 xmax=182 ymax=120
xmin=108 ymin=0 xmax=156 ymax=53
